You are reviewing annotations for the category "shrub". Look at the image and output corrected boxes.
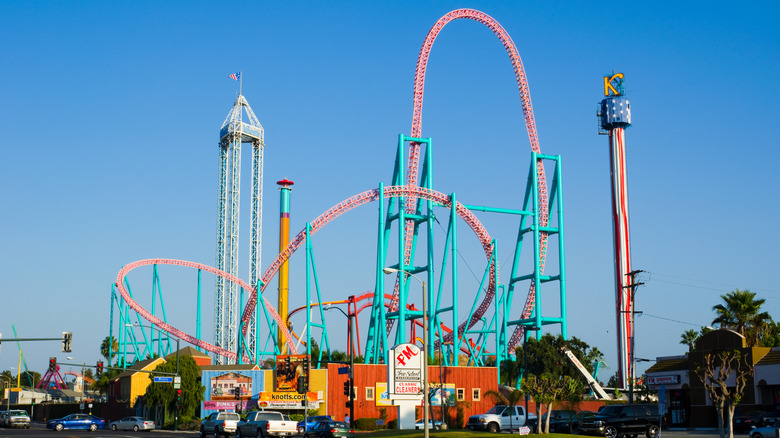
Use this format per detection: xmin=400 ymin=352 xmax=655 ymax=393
xmin=456 ymin=406 xmax=465 ymax=429
xmin=355 ymin=417 xmax=382 ymax=430
xmin=289 ymin=414 xmax=304 ymax=422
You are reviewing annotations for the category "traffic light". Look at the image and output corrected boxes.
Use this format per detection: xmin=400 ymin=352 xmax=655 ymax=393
xmin=48 ymin=357 xmax=57 ymax=373
xmin=234 ymin=386 xmax=242 ymax=400
xmin=343 ymin=379 xmax=350 ymax=396
xmin=62 ymin=332 xmax=72 ymax=353
xmin=303 ymin=357 xmax=310 ymax=375
xmin=96 ymin=361 xmax=104 ymax=377
xmin=297 ymin=376 xmax=307 ymax=394
xmin=176 ymin=389 xmax=182 ymax=403
xmin=345 ymin=401 xmax=353 ymax=408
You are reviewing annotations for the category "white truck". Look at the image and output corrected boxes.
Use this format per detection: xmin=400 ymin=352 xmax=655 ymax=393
xmin=201 ymin=412 xmax=242 ymax=437
xmin=236 ymin=411 xmax=298 ymax=438
xmin=466 ymin=405 xmax=537 ymax=433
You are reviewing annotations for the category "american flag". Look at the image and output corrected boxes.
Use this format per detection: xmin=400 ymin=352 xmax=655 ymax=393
xmin=229 ymin=72 xmax=240 ymax=81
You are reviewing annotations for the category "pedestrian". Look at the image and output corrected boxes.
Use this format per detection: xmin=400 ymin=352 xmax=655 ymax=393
xmin=345 ymin=414 xmax=350 ymax=425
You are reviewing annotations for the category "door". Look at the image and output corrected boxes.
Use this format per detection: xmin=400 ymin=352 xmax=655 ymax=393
xmin=500 ymin=407 xmax=522 ymax=430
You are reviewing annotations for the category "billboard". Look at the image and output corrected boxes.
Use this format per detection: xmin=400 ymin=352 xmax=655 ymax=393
xmin=275 ymin=355 xmax=307 ymax=392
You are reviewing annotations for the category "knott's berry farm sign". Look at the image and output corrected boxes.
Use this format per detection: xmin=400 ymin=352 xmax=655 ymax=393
xmin=387 ymin=343 xmax=423 ymax=400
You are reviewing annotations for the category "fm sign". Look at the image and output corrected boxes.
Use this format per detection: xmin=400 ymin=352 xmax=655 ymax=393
xmin=388 ymin=343 xmax=423 ymax=399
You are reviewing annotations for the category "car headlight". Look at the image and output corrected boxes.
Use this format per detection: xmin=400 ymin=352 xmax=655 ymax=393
xmin=479 ymin=419 xmax=486 ymax=423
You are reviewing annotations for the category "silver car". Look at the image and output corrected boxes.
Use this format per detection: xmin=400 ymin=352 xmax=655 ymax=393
xmin=109 ymin=416 xmax=156 ymax=431
xmin=1 ymin=410 xmax=31 ymax=429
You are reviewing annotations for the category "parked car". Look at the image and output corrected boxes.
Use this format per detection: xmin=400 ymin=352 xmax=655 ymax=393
xmin=760 ymin=411 xmax=780 ymax=427
xmin=578 ymin=404 xmax=661 ymax=438
xmin=236 ymin=410 xmax=297 ymax=438
xmin=109 ymin=416 xmax=156 ymax=431
xmin=466 ymin=405 xmax=537 ymax=432
xmin=748 ymin=419 xmax=780 ymax=438
xmin=735 ymin=411 xmax=770 ymax=433
xmin=0 ymin=410 xmax=31 ymax=429
xmin=200 ymin=412 xmax=241 ymax=437
xmin=297 ymin=416 xmax=333 ymax=433
xmin=46 ymin=413 xmax=106 ymax=431
xmin=414 ymin=418 xmax=443 ymax=430
xmin=304 ymin=421 xmax=354 ymax=438
xmin=528 ymin=410 xmax=576 ymax=433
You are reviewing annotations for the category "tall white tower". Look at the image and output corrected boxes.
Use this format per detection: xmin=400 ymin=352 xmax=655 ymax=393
xmin=215 ymin=94 xmax=265 ymax=364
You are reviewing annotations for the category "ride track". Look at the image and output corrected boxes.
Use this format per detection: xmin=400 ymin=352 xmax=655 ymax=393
xmin=116 ymin=8 xmax=550 ymax=362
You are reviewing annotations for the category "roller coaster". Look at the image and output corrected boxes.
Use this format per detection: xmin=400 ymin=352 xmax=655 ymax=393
xmin=110 ymin=9 xmax=569 ymax=376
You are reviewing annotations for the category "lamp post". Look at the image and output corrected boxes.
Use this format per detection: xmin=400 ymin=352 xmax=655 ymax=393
xmin=383 ymin=267 xmax=429 ymax=438
xmin=127 ymin=323 xmax=181 ymax=430
xmin=324 ymin=302 xmax=355 ymax=428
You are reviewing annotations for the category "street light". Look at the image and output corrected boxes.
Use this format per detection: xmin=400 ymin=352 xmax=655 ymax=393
xmin=382 ymin=267 xmax=429 ymax=438
xmin=324 ymin=302 xmax=355 ymax=428
xmin=126 ymin=323 xmax=181 ymax=431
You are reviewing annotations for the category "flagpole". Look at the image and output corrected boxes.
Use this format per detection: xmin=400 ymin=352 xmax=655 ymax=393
xmin=239 ymin=71 xmax=243 ymax=96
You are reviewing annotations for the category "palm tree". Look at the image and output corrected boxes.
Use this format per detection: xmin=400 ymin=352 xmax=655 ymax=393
xmin=485 ymin=387 xmax=525 ymax=432
xmin=680 ymin=329 xmax=699 ymax=353
xmin=712 ymin=289 xmax=773 ymax=346
xmin=100 ymin=336 xmax=119 ymax=364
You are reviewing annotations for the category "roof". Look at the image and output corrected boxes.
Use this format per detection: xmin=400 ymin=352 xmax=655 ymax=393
xmin=112 ymin=356 xmax=166 ymax=381
xmin=645 ymin=357 xmax=689 ymax=373
xmin=755 ymin=348 xmax=780 ymax=366
xmin=164 ymin=345 xmax=210 ymax=361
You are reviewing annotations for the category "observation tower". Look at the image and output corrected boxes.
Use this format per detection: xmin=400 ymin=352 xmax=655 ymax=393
xmin=215 ymin=94 xmax=265 ymax=364
xmin=599 ymin=73 xmax=636 ymax=390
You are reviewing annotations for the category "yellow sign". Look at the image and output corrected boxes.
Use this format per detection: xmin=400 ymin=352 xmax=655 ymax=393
xmin=604 ymin=72 xmax=624 ymax=96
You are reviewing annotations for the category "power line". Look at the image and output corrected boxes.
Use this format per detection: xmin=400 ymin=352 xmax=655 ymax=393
xmin=640 ymin=312 xmax=705 ymax=328
xmin=644 ymin=271 xmax=780 ymax=300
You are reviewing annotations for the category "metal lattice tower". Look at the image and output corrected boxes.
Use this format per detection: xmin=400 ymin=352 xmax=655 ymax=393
xmin=215 ymin=94 xmax=265 ymax=364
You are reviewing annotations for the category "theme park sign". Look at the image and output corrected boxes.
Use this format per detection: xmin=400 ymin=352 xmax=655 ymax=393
xmin=256 ymin=391 xmax=319 ymax=410
xmin=387 ymin=343 xmax=423 ymax=399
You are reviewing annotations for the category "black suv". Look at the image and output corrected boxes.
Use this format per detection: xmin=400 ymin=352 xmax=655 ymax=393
xmin=579 ymin=404 xmax=661 ymax=438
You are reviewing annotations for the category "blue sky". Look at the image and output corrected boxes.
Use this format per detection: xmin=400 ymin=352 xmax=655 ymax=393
xmin=1 ymin=1 xmax=779 ymax=383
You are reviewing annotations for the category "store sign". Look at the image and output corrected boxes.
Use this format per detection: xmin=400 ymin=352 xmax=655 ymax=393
xmin=648 ymin=375 xmax=680 ymax=385
xmin=387 ymin=343 xmax=423 ymax=399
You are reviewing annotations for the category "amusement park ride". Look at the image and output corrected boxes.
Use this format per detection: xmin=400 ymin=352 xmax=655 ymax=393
xmin=109 ymin=9 xmax=636 ymax=390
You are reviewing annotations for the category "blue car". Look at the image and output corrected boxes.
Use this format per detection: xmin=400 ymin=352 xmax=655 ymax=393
xmin=46 ymin=413 xmax=106 ymax=431
xmin=749 ymin=419 xmax=780 ymax=438
xmin=297 ymin=416 xmax=333 ymax=433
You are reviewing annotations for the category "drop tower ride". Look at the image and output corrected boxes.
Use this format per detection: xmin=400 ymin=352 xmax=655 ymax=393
xmin=600 ymin=73 xmax=636 ymax=391
xmin=215 ymin=93 xmax=265 ymax=364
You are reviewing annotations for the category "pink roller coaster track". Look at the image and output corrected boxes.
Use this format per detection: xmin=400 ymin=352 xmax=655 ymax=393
xmin=395 ymin=9 xmax=549 ymax=350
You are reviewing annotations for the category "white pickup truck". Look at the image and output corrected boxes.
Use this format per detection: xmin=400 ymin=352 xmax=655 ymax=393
xmin=236 ymin=411 xmax=298 ymax=438
xmin=466 ymin=405 xmax=537 ymax=433
xmin=201 ymin=412 xmax=242 ymax=437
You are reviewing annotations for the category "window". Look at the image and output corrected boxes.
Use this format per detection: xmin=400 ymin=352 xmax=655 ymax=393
xmin=456 ymin=388 xmax=465 ymax=401
xmin=365 ymin=387 xmax=375 ymax=401
xmin=472 ymin=388 xmax=481 ymax=401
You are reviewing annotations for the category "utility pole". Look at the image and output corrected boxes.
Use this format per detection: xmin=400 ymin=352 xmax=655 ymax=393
xmin=626 ymin=269 xmax=644 ymax=405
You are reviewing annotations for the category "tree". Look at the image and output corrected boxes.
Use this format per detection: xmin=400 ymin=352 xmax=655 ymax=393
xmin=515 ymin=334 xmax=595 ymax=434
xmin=694 ymin=350 xmax=753 ymax=438
xmin=712 ymin=289 xmax=773 ymax=346
xmin=680 ymin=329 xmax=699 ymax=353
xmin=101 ymin=336 xmax=119 ymax=364
xmin=143 ymin=355 xmax=205 ymax=421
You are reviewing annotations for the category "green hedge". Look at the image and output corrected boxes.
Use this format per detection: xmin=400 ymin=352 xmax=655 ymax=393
xmin=355 ymin=417 xmax=388 ymax=430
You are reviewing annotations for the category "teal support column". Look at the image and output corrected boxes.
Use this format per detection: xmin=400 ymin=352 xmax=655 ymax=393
xmin=450 ymin=192 xmax=460 ymax=355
